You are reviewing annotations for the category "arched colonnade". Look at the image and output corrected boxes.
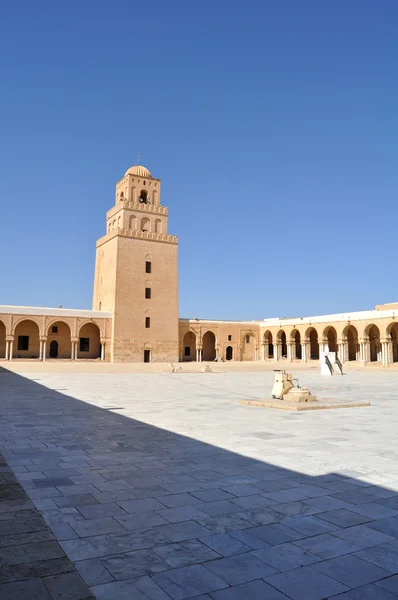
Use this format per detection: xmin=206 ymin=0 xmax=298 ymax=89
xmin=0 ymin=317 xmax=109 ymax=361
xmin=260 ymin=322 xmax=398 ymax=366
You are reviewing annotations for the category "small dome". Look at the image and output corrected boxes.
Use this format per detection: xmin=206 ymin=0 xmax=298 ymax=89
xmin=124 ymin=165 xmax=152 ymax=178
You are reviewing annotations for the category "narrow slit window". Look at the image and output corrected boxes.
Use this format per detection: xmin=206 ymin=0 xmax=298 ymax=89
xmin=145 ymin=287 xmax=151 ymax=299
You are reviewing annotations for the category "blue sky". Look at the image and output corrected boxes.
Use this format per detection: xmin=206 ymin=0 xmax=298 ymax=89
xmin=1 ymin=0 xmax=397 ymax=320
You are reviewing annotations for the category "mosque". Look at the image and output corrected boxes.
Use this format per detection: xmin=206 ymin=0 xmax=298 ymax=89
xmin=1 ymin=162 xmax=397 ymax=366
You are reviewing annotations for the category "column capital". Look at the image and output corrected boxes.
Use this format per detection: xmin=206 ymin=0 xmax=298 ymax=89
xmin=71 ymin=337 xmax=79 ymax=343
xmin=40 ymin=336 xmax=48 ymax=342
xmin=5 ymin=335 xmax=14 ymax=341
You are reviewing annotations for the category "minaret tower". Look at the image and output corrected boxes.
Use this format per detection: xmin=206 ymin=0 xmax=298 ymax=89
xmin=93 ymin=162 xmax=179 ymax=362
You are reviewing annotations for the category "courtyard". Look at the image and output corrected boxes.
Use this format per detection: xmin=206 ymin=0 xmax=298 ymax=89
xmin=1 ymin=365 xmax=398 ymax=599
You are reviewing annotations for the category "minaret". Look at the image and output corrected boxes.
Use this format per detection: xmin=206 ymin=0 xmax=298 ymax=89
xmin=93 ymin=162 xmax=179 ymax=362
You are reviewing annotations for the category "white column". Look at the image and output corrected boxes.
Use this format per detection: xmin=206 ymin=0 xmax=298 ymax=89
xmin=75 ymin=341 xmax=78 ymax=359
xmin=255 ymin=347 xmax=258 ymax=361
xmin=286 ymin=343 xmax=292 ymax=362
xmin=195 ymin=348 xmax=199 ymax=362
xmin=301 ymin=343 xmax=307 ymax=363
xmin=101 ymin=343 xmax=105 ymax=361
xmin=9 ymin=340 xmax=13 ymax=361
xmin=5 ymin=340 xmax=9 ymax=361
xmin=274 ymin=343 xmax=280 ymax=361
xmin=71 ymin=343 xmax=74 ymax=360
xmin=43 ymin=342 xmax=46 ymax=362
xmin=39 ymin=340 xmax=43 ymax=361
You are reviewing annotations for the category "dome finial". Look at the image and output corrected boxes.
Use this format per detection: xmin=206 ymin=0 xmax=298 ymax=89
xmin=137 ymin=153 xmax=140 ymax=166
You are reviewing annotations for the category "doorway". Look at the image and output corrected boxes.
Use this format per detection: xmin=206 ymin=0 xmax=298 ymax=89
xmin=49 ymin=340 xmax=59 ymax=358
xmin=144 ymin=349 xmax=151 ymax=363
xmin=226 ymin=346 xmax=233 ymax=361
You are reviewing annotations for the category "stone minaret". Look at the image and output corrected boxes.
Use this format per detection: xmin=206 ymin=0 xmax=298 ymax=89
xmin=93 ymin=163 xmax=179 ymax=362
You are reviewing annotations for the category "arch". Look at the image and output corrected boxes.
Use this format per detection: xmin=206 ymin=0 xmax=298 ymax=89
xmin=139 ymin=189 xmax=148 ymax=204
xmin=77 ymin=322 xmax=101 ymax=359
xmin=388 ymin=323 xmax=398 ymax=363
xmin=120 ymin=191 xmax=124 ymax=199
xmin=46 ymin=321 xmax=72 ymax=359
xmin=141 ymin=217 xmax=151 ymax=232
xmin=183 ymin=331 xmax=196 ymax=361
xmin=130 ymin=186 xmax=136 ymax=202
xmin=155 ymin=219 xmax=162 ymax=234
xmin=305 ymin=327 xmax=319 ymax=360
xmin=117 ymin=216 xmax=121 ymax=228
xmin=292 ymin=329 xmax=301 ymax=359
xmin=343 ymin=325 xmax=359 ymax=361
xmin=13 ymin=319 xmax=40 ymax=358
xmin=129 ymin=215 xmax=137 ymax=230
xmin=277 ymin=330 xmax=287 ymax=358
xmin=108 ymin=222 xmax=112 ymax=233
xmin=263 ymin=330 xmax=273 ymax=358
xmin=226 ymin=346 xmax=233 ymax=361
xmin=241 ymin=331 xmax=256 ymax=361
xmin=366 ymin=324 xmax=381 ymax=362
xmin=0 ymin=320 xmax=5 ymax=359
xmin=113 ymin=219 xmax=116 ymax=230
xmin=202 ymin=330 xmax=216 ymax=361
xmin=323 ymin=326 xmax=337 ymax=353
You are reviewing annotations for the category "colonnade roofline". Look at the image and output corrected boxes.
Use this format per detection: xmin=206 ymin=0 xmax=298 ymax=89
xmin=260 ymin=307 xmax=398 ymax=327
xmin=0 ymin=305 xmax=112 ymax=318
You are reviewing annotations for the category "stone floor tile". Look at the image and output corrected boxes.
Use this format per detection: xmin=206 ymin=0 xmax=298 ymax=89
xmin=60 ymin=535 xmax=121 ymax=561
xmin=0 ymin=578 xmax=51 ymax=600
xmin=154 ymin=493 xmax=201 ymax=508
xmin=0 ymin=540 xmax=65 ymax=566
xmin=204 ymin=551 xmax=278 ymax=585
xmin=196 ymin=513 xmax=253 ymax=534
xmin=220 ymin=485 xmax=260 ymax=497
xmin=293 ymin=533 xmax=361 ymax=559
xmin=75 ymin=558 xmax=114 ymax=586
xmin=190 ymin=489 xmax=235 ymax=502
xmin=56 ymin=484 xmax=98 ymax=496
xmin=70 ymin=517 xmax=126 ymax=537
xmin=43 ymin=571 xmax=94 ymax=599
xmin=230 ymin=494 xmax=276 ymax=510
xmin=235 ymin=509 xmax=283 ymax=526
xmin=118 ymin=497 xmax=166 ymax=513
xmin=245 ymin=523 xmax=302 ymax=545
xmin=280 ymin=515 xmax=340 ymax=536
xmin=116 ymin=510 xmax=169 ymax=530
xmin=90 ymin=490 xmax=134 ymax=504
xmin=153 ymin=539 xmax=220 ymax=567
xmin=152 ymin=564 xmax=228 ymax=599
xmin=209 ymin=579 xmax=290 ymax=599
xmin=0 ymin=528 xmax=54 ymax=548
xmin=34 ymin=477 xmax=74 ymax=488
xmin=332 ymin=524 xmax=396 ymax=548
xmin=272 ymin=501 xmax=324 ymax=517
xmin=229 ymin=529 xmax=271 ymax=550
xmin=304 ymin=496 xmax=356 ymax=512
xmin=266 ymin=489 xmax=309 ymax=503
xmin=313 ymin=553 xmax=392 ymax=587
xmin=293 ymin=484 xmax=332 ymax=498
xmin=317 ymin=508 xmax=373 ymax=527
xmin=199 ymin=533 xmax=252 ymax=557
xmin=198 ymin=500 xmax=243 ymax=517
xmin=253 ymin=542 xmax=320 ymax=571
xmin=354 ymin=542 xmax=398 ymax=572
xmin=329 ymin=582 xmax=398 ymax=599
xmin=353 ymin=503 xmax=398 ymax=520
xmin=265 ymin=565 xmax=349 ymax=600
xmin=100 ymin=549 xmax=169 ymax=580
xmin=156 ymin=520 xmax=213 ymax=542
xmin=91 ymin=574 xmax=171 ymax=600
xmin=331 ymin=490 xmax=380 ymax=505
xmin=157 ymin=505 xmax=208 ymax=523
xmin=0 ymin=557 xmax=75 ymax=585
xmin=54 ymin=495 xmax=99 ymax=509
xmin=110 ymin=527 xmax=169 ymax=551
xmin=76 ymin=502 xmax=128 ymax=520
xmin=367 ymin=516 xmax=398 ymax=537
xmin=376 ymin=574 xmax=398 ymax=594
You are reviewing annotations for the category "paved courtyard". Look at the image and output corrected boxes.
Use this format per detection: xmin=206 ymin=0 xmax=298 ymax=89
xmin=1 ymin=366 xmax=398 ymax=599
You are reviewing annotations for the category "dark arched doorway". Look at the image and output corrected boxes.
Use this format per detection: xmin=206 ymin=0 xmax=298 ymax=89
xmin=345 ymin=326 xmax=358 ymax=361
xmin=280 ymin=331 xmax=287 ymax=358
xmin=390 ymin=324 xmax=398 ymax=363
xmin=324 ymin=327 xmax=337 ymax=353
xmin=226 ymin=346 xmax=233 ymax=361
xmin=368 ymin=325 xmax=380 ymax=362
xmin=49 ymin=340 xmax=59 ymax=358
xmin=308 ymin=328 xmax=319 ymax=360
xmin=202 ymin=331 xmax=216 ymax=361
xmin=294 ymin=330 xmax=301 ymax=359
xmin=183 ymin=331 xmax=196 ymax=361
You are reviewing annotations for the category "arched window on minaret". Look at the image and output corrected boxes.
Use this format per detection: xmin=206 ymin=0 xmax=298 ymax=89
xmin=120 ymin=191 xmax=124 ymax=201
xmin=155 ymin=219 xmax=162 ymax=234
xmin=130 ymin=186 xmax=136 ymax=202
xmin=129 ymin=215 xmax=137 ymax=230
xmin=139 ymin=190 xmax=148 ymax=204
xmin=141 ymin=217 xmax=150 ymax=232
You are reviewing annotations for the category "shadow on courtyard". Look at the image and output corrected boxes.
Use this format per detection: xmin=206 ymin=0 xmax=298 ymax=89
xmin=1 ymin=366 xmax=398 ymax=600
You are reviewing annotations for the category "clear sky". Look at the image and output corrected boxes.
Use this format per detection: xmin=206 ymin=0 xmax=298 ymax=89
xmin=1 ymin=0 xmax=397 ymax=320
